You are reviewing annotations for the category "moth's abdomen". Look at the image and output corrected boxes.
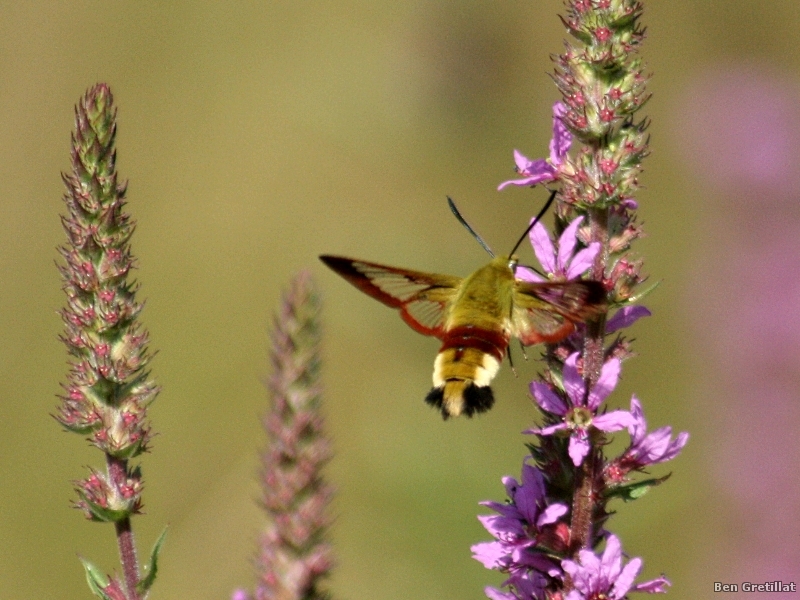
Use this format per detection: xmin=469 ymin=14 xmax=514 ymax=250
xmin=425 ymin=326 xmax=507 ymax=419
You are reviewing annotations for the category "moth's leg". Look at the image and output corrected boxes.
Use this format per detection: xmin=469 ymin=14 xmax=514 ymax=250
xmin=506 ymin=344 xmax=518 ymax=377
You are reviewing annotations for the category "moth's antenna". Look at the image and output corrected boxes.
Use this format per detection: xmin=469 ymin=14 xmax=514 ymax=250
xmin=509 ymin=189 xmax=557 ymax=257
xmin=447 ymin=196 xmax=495 ymax=258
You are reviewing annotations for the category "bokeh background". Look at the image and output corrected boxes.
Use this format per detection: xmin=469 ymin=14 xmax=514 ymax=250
xmin=1 ymin=1 xmax=798 ymax=598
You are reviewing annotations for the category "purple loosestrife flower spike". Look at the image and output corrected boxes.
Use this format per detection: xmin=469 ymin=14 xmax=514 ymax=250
xmin=57 ymin=85 xmax=157 ymax=466
xmin=475 ymin=2 xmax=685 ymax=598
xmin=236 ymin=272 xmax=334 ymax=600
xmin=56 ymin=84 xmax=164 ymax=600
xmin=498 ymin=103 xmax=572 ymax=191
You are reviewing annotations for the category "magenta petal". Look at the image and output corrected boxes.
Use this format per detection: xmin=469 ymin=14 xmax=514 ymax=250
xmin=568 ymin=430 xmax=590 ymax=466
xmin=530 ymin=381 xmax=568 ymax=415
xmin=627 ymin=395 xmax=646 ymax=441
xmin=588 ymin=358 xmax=621 ymax=409
xmin=520 ymin=462 xmax=546 ymax=497
xmin=665 ymin=432 xmax=690 ymax=461
xmin=557 ymin=217 xmax=584 ymax=270
xmin=498 ymin=153 xmax=556 ymax=190
xmin=578 ymin=546 xmax=602 ymax=574
xmin=632 ymin=575 xmax=671 ymax=593
xmin=636 ymin=427 xmax=673 ymax=458
xmin=497 ymin=171 xmax=554 ymax=191
xmin=561 ymin=558 xmax=579 ymax=577
xmin=498 ymin=176 xmax=531 ymax=191
xmin=514 ymin=465 xmax=546 ymax=523
xmin=529 ymin=221 xmax=557 ymax=273
xmin=513 ymin=551 xmax=560 ymax=574
xmin=514 ymin=493 xmax=539 ymax=525
xmin=567 ymin=563 xmax=596 ymax=594
xmin=504 ymin=571 xmax=550 ymax=598
xmin=479 ymin=514 xmax=524 ymax=537
xmin=605 ymin=305 xmax=652 ymax=334
xmin=536 ymin=502 xmax=568 ymax=528
xmin=483 ymin=586 xmax=515 ymax=600
xmin=513 ymin=149 xmax=534 ymax=171
xmin=501 ymin=474 xmax=521 ymax=500
xmin=472 ymin=541 xmax=507 ymax=569
xmin=635 ymin=428 xmax=689 ymax=464
xmin=611 ymin=557 xmax=642 ymax=599
xmin=479 ymin=500 xmax=519 ymax=519
xmin=601 ymin=535 xmax=623 ymax=581
xmin=497 ymin=179 xmax=518 ymax=191
xmin=515 ymin=265 xmax=545 ymax=282
xmin=593 ymin=410 xmax=636 ymax=432
xmin=527 ymin=422 xmax=567 ymax=436
xmin=570 ymin=547 xmax=601 ymax=588
xmin=563 ymin=353 xmax=585 ymax=406
xmin=566 ymin=242 xmax=601 ymax=279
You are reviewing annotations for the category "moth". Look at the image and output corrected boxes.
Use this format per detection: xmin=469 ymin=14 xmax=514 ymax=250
xmin=320 ymin=195 xmax=606 ymax=419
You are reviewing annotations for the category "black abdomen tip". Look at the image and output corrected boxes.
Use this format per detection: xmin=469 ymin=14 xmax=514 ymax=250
xmin=462 ymin=383 xmax=494 ymax=416
xmin=424 ymin=384 xmax=495 ymax=419
xmin=424 ymin=387 xmax=448 ymax=419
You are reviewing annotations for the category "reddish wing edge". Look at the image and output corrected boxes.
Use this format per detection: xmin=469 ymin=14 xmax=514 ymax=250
xmin=319 ymin=255 xmax=460 ymax=338
xmin=512 ymin=279 xmax=607 ymax=346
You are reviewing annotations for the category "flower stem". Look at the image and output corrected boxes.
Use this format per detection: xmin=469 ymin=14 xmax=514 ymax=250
xmin=107 ymin=455 xmax=140 ymax=600
xmin=570 ymin=192 xmax=610 ymax=554
xmin=582 ymin=206 xmax=610 ymax=383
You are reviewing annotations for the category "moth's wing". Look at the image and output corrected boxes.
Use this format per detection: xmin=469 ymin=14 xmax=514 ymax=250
xmin=320 ymin=255 xmax=461 ymax=338
xmin=511 ymin=280 xmax=606 ymax=345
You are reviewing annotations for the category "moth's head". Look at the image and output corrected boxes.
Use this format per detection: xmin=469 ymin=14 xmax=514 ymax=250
xmin=507 ymin=255 xmax=519 ymax=272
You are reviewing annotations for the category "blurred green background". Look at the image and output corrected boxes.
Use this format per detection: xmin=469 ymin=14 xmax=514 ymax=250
xmin=2 ymin=1 xmax=799 ymax=598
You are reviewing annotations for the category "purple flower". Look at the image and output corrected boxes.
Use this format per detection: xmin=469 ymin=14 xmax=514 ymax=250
xmin=529 ymin=354 xmax=635 ymax=466
xmin=623 ymin=396 xmax=689 ymax=468
xmin=472 ymin=461 xmax=568 ymax=577
xmin=517 ymin=216 xmax=600 ymax=283
xmin=605 ymin=305 xmax=651 ymax=334
xmin=483 ymin=586 xmax=518 ymax=600
xmin=484 ymin=569 xmax=549 ymax=600
xmin=561 ymin=535 xmax=670 ymax=599
xmin=498 ymin=102 xmax=572 ymax=190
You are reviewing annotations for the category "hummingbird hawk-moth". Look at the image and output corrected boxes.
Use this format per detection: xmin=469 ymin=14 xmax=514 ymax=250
xmin=320 ymin=196 xmax=605 ymax=418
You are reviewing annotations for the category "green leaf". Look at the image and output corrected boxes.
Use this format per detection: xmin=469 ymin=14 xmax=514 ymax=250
xmin=80 ymin=558 xmax=115 ymax=600
xmin=609 ymin=10 xmax=639 ymax=31
xmin=625 ymin=279 xmax=661 ymax=305
xmin=560 ymin=15 xmax=593 ymax=45
xmin=81 ymin=557 xmax=109 ymax=592
xmin=137 ymin=526 xmax=168 ymax=596
xmin=605 ymin=474 xmax=671 ymax=502
xmin=76 ymin=489 xmax=130 ymax=523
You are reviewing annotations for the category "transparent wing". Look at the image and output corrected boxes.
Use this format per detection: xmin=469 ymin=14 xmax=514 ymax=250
xmin=320 ymin=255 xmax=461 ymax=338
xmin=511 ymin=280 xmax=606 ymax=345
